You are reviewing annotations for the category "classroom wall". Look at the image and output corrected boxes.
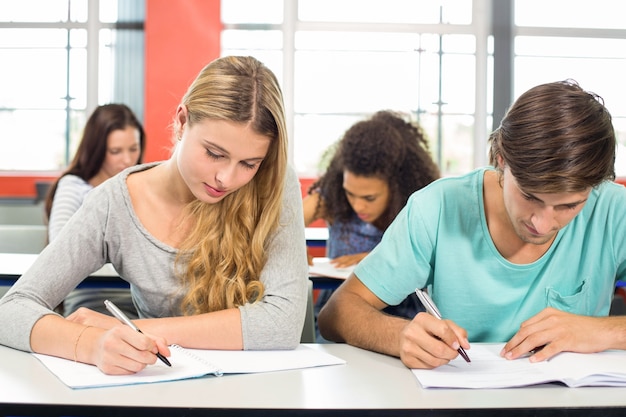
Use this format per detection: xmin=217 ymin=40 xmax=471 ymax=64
xmin=0 ymin=174 xmax=57 ymax=199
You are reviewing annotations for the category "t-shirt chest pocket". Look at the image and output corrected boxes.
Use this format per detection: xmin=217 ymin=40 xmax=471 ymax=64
xmin=545 ymin=279 xmax=590 ymax=314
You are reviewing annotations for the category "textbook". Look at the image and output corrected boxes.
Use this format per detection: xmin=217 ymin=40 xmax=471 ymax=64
xmin=412 ymin=343 xmax=626 ymax=389
xmin=308 ymin=257 xmax=355 ymax=280
xmin=33 ymin=344 xmax=346 ymax=389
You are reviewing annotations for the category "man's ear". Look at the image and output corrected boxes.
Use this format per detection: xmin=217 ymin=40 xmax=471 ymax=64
xmin=497 ymin=154 xmax=505 ymax=170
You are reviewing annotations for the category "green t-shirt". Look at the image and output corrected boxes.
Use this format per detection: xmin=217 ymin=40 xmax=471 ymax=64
xmin=355 ymin=168 xmax=626 ymax=342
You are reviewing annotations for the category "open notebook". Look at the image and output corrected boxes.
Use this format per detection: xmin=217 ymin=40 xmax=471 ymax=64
xmin=412 ymin=343 xmax=626 ymax=389
xmin=33 ymin=344 xmax=346 ymax=389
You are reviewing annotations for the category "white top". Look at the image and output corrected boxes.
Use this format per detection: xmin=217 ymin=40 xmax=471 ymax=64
xmin=47 ymin=174 xmax=93 ymax=240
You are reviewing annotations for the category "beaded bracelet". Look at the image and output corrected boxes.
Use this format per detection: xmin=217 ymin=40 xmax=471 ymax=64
xmin=73 ymin=325 xmax=93 ymax=363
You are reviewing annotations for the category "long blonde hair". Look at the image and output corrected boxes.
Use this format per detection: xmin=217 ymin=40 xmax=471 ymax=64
xmin=174 ymin=56 xmax=288 ymax=315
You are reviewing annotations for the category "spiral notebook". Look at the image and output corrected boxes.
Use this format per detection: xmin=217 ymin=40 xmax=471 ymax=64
xmin=33 ymin=344 xmax=346 ymax=389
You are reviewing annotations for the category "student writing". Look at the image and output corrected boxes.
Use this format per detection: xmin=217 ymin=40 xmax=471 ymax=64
xmin=318 ymin=80 xmax=626 ymax=369
xmin=0 ymin=56 xmax=308 ymax=375
xmin=303 ymin=110 xmax=440 ymax=337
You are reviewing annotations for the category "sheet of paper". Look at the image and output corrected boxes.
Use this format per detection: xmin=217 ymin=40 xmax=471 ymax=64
xmin=33 ymin=345 xmax=216 ymax=389
xmin=186 ymin=345 xmax=346 ymax=374
xmin=308 ymin=257 xmax=354 ymax=280
xmin=33 ymin=344 xmax=346 ymax=389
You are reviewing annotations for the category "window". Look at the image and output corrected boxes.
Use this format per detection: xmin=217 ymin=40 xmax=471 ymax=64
xmin=3 ymin=1 xmax=625 ymax=177
xmin=222 ymin=0 xmax=483 ymax=177
xmin=0 ymin=0 xmax=144 ymax=171
xmin=222 ymin=0 xmax=626 ymax=177
xmin=514 ymin=0 xmax=626 ymax=175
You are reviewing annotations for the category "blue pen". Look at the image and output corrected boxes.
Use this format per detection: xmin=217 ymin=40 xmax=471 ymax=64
xmin=104 ymin=299 xmax=172 ymax=367
xmin=415 ymin=289 xmax=471 ymax=363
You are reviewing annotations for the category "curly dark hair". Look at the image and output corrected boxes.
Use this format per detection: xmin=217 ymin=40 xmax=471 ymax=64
xmin=309 ymin=110 xmax=440 ymax=231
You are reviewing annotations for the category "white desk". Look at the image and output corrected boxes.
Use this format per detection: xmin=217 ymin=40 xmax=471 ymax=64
xmin=0 ymin=252 xmax=339 ymax=291
xmin=0 ymin=253 xmax=117 ymax=277
xmin=305 ymin=226 xmax=328 ymax=247
xmin=0 ymin=343 xmax=625 ymax=416
xmin=0 ymin=253 xmax=125 ymax=288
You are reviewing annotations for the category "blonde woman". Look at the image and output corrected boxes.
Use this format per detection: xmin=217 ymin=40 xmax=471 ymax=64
xmin=0 ymin=56 xmax=308 ymax=375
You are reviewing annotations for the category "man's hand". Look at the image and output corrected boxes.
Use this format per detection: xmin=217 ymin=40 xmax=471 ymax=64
xmin=501 ymin=307 xmax=616 ymax=362
xmin=398 ymin=312 xmax=470 ymax=369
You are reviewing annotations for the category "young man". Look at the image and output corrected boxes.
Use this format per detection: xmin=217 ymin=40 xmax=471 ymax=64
xmin=318 ymin=80 xmax=626 ymax=369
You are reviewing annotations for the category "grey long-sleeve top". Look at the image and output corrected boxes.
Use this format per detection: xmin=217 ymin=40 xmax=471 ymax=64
xmin=0 ymin=163 xmax=309 ymax=352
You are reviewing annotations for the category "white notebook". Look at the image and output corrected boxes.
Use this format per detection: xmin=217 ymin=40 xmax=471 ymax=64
xmin=308 ymin=257 xmax=355 ymax=280
xmin=33 ymin=344 xmax=346 ymax=389
xmin=412 ymin=343 xmax=626 ymax=389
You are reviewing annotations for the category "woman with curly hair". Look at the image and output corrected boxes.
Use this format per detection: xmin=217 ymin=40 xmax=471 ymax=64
xmin=304 ymin=110 xmax=440 ymax=335
xmin=0 ymin=56 xmax=308 ymax=374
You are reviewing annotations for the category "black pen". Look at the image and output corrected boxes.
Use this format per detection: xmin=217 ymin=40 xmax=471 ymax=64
xmin=104 ymin=299 xmax=172 ymax=367
xmin=415 ymin=289 xmax=471 ymax=363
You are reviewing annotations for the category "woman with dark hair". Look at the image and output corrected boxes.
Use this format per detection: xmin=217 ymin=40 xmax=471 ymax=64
xmin=45 ymin=103 xmax=146 ymax=234
xmin=304 ymin=110 xmax=440 ymax=333
xmin=45 ymin=103 xmax=146 ymax=317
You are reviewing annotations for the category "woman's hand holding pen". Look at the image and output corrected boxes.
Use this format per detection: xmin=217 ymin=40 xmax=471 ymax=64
xmin=501 ymin=307 xmax=618 ymax=363
xmin=398 ymin=312 xmax=470 ymax=369
xmin=68 ymin=307 xmax=171 ymax=375
xmin=92 ymin=325 xmax=171 ymax=375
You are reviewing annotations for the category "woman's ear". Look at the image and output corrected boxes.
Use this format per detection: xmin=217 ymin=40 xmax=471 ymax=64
xmin=174 ymin=105 xmax=188 ymax=139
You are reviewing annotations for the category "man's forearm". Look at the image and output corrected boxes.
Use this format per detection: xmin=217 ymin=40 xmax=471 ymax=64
xmin=319 ymin=291 xmax=408 ymax=357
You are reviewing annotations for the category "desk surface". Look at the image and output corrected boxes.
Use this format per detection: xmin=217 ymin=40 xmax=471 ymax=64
xmin=0 ymin=253 xmax=118 ymax=278
xmin=1 ymin=227 xmax=327 ymax=279
xmin=305 ymin=226 xmax=328 ymax=241
xmin=0 ymin=253 xmax=124 ymax=289
xmin=0 ymin=252 xmax=342 ymax=290
xmin=1 ymin=343 xmax=625 ymax=417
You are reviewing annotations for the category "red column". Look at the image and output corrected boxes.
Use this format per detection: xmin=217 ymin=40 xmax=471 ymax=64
xmin=143 ymin=0 xmax=222 ymax=162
